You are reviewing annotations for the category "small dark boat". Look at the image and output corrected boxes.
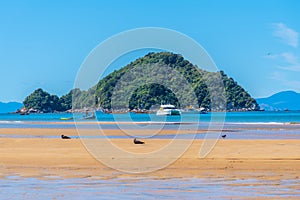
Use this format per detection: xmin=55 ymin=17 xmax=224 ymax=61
xmin=82 ymin=115 xmax=96 ymax=120
xmin=200 ymin=110 xmax=208 ymax=114
xmin=221 ymin=134 xmax=226 ymax=139
xmin=82 ymin=111 xmax=96 ymax=120
xmin=133 ymin=138 xmax=144 ymax=144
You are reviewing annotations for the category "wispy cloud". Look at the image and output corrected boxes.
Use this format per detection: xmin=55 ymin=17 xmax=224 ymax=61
xmin=281 ymin=52 xmax=298 ymax=63
xmin=272 ymin=23 xmax=298 ymax=48
xmin=265 ymin=52 xmax=300 ymax=72
xmin=278 ymin=52 xmax=300 ymax=72
xmin=269 ymin=71 xmax=300 ymax=91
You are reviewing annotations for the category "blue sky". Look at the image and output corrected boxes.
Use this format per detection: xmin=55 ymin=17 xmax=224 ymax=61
xmin=0 ymin=0 xmax=299 ymax=102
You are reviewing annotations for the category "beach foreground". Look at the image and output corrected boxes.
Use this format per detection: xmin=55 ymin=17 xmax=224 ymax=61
xmin=1 ymin=128 xmax=300 ymax=182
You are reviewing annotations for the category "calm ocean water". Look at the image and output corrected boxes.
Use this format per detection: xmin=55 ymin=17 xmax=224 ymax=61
xmin=1 ymin=111 xmax=300 ymax=123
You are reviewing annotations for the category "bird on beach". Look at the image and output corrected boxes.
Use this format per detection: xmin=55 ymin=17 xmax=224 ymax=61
xmin=61 ymin=134 xmax=71 ymax=139
xmin=133 ymin=138 xmax=144 ymax=144
xmin=221 ymin=134 xmax=227 ymax=139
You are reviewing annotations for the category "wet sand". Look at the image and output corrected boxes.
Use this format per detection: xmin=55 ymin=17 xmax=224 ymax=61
xmin=1 ymin=128 xmax=300 ymax=182
xmin=0 ymin=128 xmax=199 ymax=136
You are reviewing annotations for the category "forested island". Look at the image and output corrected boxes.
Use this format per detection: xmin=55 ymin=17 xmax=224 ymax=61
xmin=21 ymin=52 xmax=259 ymax=113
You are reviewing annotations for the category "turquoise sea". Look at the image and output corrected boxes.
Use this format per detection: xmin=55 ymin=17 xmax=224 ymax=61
xmin=1 ymin=111 xmax=300 ymax=123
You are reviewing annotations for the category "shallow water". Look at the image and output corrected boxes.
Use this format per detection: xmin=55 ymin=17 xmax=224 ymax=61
xmin=1 ymin=111 xmax=300 ymax=123
xmin=1 ymin=176 xmax=299 ymax=199
xmin=1 ymin=129 xmax=299 ymax=140
xmin=1 ymin=121 xmax=300 ymax=140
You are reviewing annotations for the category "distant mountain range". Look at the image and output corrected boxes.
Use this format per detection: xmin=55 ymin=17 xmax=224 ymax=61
xmin=256 ymin=91 xmax=300 ymax=111
xmin=0 ymin=102 xmax=23 ymax=113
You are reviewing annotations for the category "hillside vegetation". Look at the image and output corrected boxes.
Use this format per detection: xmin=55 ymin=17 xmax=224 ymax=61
xmin=23 ymin=52 xmax=259 ymax=112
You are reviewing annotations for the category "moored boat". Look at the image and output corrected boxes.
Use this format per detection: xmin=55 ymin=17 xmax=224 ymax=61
xmin=82 ymin=110 xmax=96 ymax=120
xmin=82 ymin=115 xmax=96 ymax=120
xmin=156 ymin=104 xmax=181 ymax=116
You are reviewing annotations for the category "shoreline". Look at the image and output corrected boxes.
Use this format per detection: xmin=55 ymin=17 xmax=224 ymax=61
xmin=1 ymin=120 xmax=300 ymax=126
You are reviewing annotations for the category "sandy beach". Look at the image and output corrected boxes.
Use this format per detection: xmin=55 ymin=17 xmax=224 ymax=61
xmin=1 ymin=128 xmax=300 ymax=182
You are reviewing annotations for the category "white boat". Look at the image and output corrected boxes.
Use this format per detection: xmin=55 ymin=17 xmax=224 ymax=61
xmin=156 ymin=104 xmax=181 ymax=116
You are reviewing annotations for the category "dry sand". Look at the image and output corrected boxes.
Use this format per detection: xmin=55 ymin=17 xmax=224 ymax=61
xmin=0 ymin=128 xmax=300 ymax=181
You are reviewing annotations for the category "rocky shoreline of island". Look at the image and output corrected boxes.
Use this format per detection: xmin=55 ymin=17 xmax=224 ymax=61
xmin=14 ymin=105 xmax=263 ymax=115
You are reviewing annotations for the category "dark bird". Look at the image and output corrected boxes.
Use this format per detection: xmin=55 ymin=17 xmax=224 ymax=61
xmin=221 ymin=134 xmax=227 ymax=139
xmin=61 ymin=134 xmax=71 ymax=139
xmin=133 ymin=138 xmax=144 ymax=144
